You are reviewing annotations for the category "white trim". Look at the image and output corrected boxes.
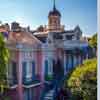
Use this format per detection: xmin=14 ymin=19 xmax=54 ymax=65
xmin=23 ymin=82 xmax=42 ymax=88
xmin=10 ymin=85 xmax=18 ymax=89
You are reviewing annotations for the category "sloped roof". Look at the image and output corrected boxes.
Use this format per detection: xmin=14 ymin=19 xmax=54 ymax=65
xmin=8 ymin=31 xmax=42 ymax=45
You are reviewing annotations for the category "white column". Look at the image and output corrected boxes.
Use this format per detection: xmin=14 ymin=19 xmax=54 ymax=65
xmin=18 ymin=51 xmax=23 ymax=83
xmin=41 ymin=53 xmax=45 ymax=81
xmin=17 ymin=51 xmax=23 ymax=100
xmin=26 ymin=62 xmax=33 ymax=81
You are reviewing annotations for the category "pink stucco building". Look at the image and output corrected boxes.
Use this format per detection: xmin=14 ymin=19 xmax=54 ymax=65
xmin=0 ymin=1 xmax=91 ymax=100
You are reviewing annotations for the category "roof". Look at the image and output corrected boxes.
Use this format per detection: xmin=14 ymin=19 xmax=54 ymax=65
xmin=48 ymin=4 xmax=61 ymax=17
xmin=8 ymin=31 xmax=42 ymax=45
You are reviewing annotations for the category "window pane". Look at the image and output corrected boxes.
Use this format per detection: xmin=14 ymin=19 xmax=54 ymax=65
xmin=22 ymin=62 xmax=27 ymax=79
xmin=12 ymin=61 xmax=17 ymax=83
xmin=45 ymin=60 xmax=48 ymax=75
xmin=32 ymin=61 xmax=35 ymax=79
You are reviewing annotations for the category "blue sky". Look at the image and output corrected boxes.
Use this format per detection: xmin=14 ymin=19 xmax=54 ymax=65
xmin=0 ymin=0 xmax=97 ymax=36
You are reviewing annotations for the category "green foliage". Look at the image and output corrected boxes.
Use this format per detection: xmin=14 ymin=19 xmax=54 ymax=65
xmin=65 ymin=58 xmax=97 ymax=100
xmin=0 ymin=32 xmax=9 ymax=93
xmin=89 ymin=33 xmax=97 ymax=48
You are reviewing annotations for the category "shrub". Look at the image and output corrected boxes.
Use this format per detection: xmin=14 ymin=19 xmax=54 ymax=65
xmin=64 ymin=58 xmax=97 ymax=100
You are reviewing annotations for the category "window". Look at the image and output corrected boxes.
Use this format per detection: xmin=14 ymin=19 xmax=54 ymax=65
xmin=73 ymin=55 xmax=77 ymax=67
xmin=26 ymin=62 xmax=32 ymax=79
xmin=45 ymin=60 xmax=48 ymax=76
xmin=49 ymin=59 xmax=53 ymax=75
xmin=22 ymin=62 xmax=27 ymax=80
xmin=67 ymin=55 xmax=73 ymax=70
xmin=54 ymin=20 xmax=57 ymax=24
xmin=32 ymin=61 xmax=35 ymax=79
xmin=9 ymin=61 xmax=17 ymax=84
xmin=12 ymin=61 xmax=17 ymax=80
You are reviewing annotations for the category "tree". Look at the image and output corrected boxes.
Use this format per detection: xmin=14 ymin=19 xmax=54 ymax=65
xmin=64 ymin=58 xmax=97 ymax=100
xmin=88 ymin=33 xmax=97 ymax=57
xmin=89 ymin=33 xmax=97 ymax=48
xmin=0 ymin=32 xmax=9 ymax=94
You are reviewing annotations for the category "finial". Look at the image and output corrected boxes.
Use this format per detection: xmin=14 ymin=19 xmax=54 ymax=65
xmin=53 ymin=0 xmax=56 ymax=10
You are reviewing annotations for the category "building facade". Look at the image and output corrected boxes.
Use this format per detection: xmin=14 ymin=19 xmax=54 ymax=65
xmin=0 ymin=1 xmax=90 ymax=100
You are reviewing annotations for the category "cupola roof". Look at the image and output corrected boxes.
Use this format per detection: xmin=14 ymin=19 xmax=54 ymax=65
xmin=48 ymin=0 xmax=61 ymax=17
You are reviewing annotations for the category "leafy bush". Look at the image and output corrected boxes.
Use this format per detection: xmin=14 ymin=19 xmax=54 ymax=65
xmin=64 ymin=58 xmax=97 ymax=100
xmin=0 ymin=33 xmax=9 ymax=94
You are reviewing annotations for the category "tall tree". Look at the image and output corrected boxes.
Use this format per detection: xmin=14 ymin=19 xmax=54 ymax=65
xmin=88 ymin=33 xmax=97 ymax=57
xmin=89 ymin=33 xmax=97 ymax=48
xmin=0 ymin=32 xmax=9 ymax=94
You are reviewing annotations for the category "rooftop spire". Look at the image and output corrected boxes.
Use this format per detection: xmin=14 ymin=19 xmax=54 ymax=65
xmin=48 ymin=0 xmax=61 ymax=17
xmin=53 ymin=0 xmax=56 ymax=10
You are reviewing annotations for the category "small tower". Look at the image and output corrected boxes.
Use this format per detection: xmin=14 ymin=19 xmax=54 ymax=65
xmin=48 ymin=0 xmax=62 ymax=32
